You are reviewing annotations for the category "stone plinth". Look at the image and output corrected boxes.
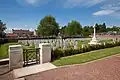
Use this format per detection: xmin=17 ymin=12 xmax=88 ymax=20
xmin=39 ymin=43 xmax=51 ymax=64
xmin=88 ymin=37 xmax=101 ymax=45
xmin=9 ymin=45 xmax=23 ymax=70
xmin=88 ymin=25 xmax=101 ymax=45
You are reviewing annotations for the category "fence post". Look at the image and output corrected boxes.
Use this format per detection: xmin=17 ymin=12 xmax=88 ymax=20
xmin=9 ymin=45 xmax=23 ymax=70
xmin=39 ymin=43 xmax=51 ymax=64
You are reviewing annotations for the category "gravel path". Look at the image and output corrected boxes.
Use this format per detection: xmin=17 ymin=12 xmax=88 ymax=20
xmin=0 ymin=65 xmax=14 ymax=80
xmin=25 ymin=54 xmax=120 ymax=80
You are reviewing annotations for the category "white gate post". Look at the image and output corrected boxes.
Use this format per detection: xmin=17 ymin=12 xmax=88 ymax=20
xmin=39 ymin=43 xmax=51 ymax=64
xmin=9 ymin=45 xmax=23 ymax=70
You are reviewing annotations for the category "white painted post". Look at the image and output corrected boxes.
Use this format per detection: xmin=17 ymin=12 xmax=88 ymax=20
xmin=9 ymin=45 xmax=23 ymax=70
xmin=39 ymin=43 xmax=51 ymax=64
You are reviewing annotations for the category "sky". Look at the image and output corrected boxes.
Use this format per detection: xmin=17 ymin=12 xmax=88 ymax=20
xmin=0 ymin=0 xmax=120 ymax=33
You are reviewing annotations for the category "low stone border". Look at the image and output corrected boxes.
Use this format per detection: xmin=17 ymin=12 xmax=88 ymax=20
xmin=58 ymin=53 xmax=120 ymax=68
xmin=0 ymin=58 xmax=9 ymax=65
xmin=14 ymin=78 xmax=25 ymax=80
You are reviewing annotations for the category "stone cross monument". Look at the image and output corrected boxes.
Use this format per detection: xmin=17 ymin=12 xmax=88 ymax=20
xmin=88 ymin=24 xmax=101 ymax=45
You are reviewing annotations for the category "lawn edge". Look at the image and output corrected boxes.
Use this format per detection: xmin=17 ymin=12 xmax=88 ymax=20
xmin=57 ymin=53 xmax=120 ymax=68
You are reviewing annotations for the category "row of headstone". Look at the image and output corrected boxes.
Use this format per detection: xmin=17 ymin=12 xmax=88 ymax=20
xmin=18 ymin=39 xmax=78 ymax=49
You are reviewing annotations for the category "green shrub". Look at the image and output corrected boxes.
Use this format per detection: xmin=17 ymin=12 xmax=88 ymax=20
xmin=30 ymin=42 xmax=35 ymax=48
xmin=51 ymin=41 xmax=120 ymax=61
xmin=26 ymin=41 xmax=30 ymax=46
xmin=51 ymin=48 xmax=63 ymax=61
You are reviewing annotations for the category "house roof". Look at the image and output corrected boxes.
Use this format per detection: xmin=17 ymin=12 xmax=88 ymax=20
xmin=7 ymin=33 xmax=18 ymax=37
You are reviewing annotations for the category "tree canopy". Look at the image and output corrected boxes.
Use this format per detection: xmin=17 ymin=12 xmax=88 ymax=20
xmin=36 ymin=15 xmax=120 ymax=37
xmin=0 ymin=20 xmax=6 ymax=38
xmin=95 ymin=23 xmax=106 ymax=33
xmin=82 ymin=26 xmax=93 ymax=37
xmin=64 ymin=20 xmax=82 ymax=37
xmin=37 ymin=15 xmax=59 ymax=37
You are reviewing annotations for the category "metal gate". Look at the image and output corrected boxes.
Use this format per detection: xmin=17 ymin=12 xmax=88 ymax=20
xmin=23 ymin=48 xmax=40 ymax=67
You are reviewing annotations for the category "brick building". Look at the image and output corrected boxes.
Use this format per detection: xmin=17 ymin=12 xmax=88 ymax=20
xmin=12 ymin=29 xmax=34 ymax=38
xmin=6 ymin=33 xmax=18 ymax=39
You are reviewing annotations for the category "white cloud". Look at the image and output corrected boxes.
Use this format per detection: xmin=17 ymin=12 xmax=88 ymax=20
xmin=25 ymin=0 xmax=51 ymax=6
xmin=92 ymin=0 xmax=120 ymax=17
xmin=101 ymin=0 xmax=120 ymax=10
xmin=29 ymin=28 xmax=34 ymax=31
xmin=16 ymin=0 xmax=50 ymax=6
xmin=63 ymin=0 xmax=83 ymax=8
xmin=5 ymin=28 xmax=12 ymax=33
xmin=25 ymin=0 xmax=40 ymax=5
xmin=25 ymin=25 xmax=28 ymax=27
xmin=63 ymin=0 xmax=106 ymax=8
xmin=83 ymin=0 xmax=106 ymax=7
xmin=92 ymin=10 xmax=115 ymax=16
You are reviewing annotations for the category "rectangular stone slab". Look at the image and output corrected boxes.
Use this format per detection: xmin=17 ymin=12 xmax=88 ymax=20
xmin=13 ymin=63 xmax=57 ymax=78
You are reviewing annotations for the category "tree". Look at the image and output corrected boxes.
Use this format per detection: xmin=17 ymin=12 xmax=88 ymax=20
xmin=82 ymin=26 xmax=93 ymax=37
xmin=95 ymin=23 xmax=107 ymax=33
xmin=106 ymin=27 xmax=112 ymax=32
xmin=65 ymin=20 xmax=82 ymax=37
xmin=112 ymin=26 xmax=119 ymax=32
xmin=102 ymin=23 xmax=106 ymax=32
xmin=59 ymin=26 xmax=67 ymax=37
xmin=37 ymin=15 xmax=59 ymax=37
xmin=0 ymin=20 xmax=6 ymax=38
xmin=95 ymin=23 xmax=100 ymax=33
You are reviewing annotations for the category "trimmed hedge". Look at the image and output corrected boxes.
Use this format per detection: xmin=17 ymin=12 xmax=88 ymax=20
xmin=0 ymin=38 xmax=18 ymax=45
xmin=51 ymin=41 xmax=120 ymax=61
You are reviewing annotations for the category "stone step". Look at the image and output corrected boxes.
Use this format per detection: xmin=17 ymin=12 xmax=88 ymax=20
xmin=13 ymin=63 xmax=57 ymax=79
xmin=0 ymin=58 xmax=9 ymax=65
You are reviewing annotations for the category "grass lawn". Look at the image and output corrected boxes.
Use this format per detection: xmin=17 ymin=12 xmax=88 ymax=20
xmin=77 ymin=39 xmax=113 ymax=48
xmin=77 ymin=40 xmax=90 ymax=48
xmin=99 ymin=39 xmax=113 ymax=43
xmin=0 ymin=43 xmax=19 ymax=59
xmin=52 ymin=46 xmax=120 ymax=66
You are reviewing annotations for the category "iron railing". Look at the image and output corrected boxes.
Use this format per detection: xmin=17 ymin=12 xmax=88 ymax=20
xmin=23 ymin=48 xmax=40 ymax=67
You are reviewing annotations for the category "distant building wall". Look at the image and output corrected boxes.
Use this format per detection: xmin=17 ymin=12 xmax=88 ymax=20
xmin=6 ymin=33 xmax=18 ymax=39
xmin=12 ymin=29 xmax=34 ymax=38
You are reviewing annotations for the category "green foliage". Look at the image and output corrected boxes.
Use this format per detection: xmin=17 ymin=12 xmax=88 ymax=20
xmin=0 ymin=43 xmax=19 ymax=59
xmin=51 ymin=48 xmax=63 ymax=61
xmin=82 ymin=26 xmax=93 ymax=37
xmin=52 ymin=46 xmax=120 ymax=66
xmin=30 ymin=42 xmax=35 ymax=48
xmin=65 ymin=20 xmax=82 ymax=37
xmin=36 ymin=15 xmax=120 ymax=38
xmin=77 ymin=40 xmax=90 ymax=48
xmin=94 ymin=23 xmax=120 ymax=33
xmin=37 ymin=15 xmax=59 ymax=37
xmin=95 ymin=23 xmax=107 ymax=33
xmin=26 ymin=41 xmax=30 ymax=46
xmin=51 ymin=41 xmax=120 ymax=61
xmin=59 ymin=26 xmax=67 ymax=37
xmin=0 ymin=20 xmax=7 ymax=38
xmin=112 ymin=26 xmax=120 ymax=32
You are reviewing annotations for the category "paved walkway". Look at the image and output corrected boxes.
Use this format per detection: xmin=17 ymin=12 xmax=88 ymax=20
xmin=25 ymin=54 xmax=120 ymax=80
xmin=0 ymin=63 xmax=57 ymax=80
xmin=1 ymin=54 xmax=120 ymax=80
xmin=13 ymin=63 xmax=57 ymax=79
xmin=0 ymin=65 xmax=13 ymax=80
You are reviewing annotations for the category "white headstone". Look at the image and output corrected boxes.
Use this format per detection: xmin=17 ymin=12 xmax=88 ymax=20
xmin=74 ymin=40 xmax=78 ymax=49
